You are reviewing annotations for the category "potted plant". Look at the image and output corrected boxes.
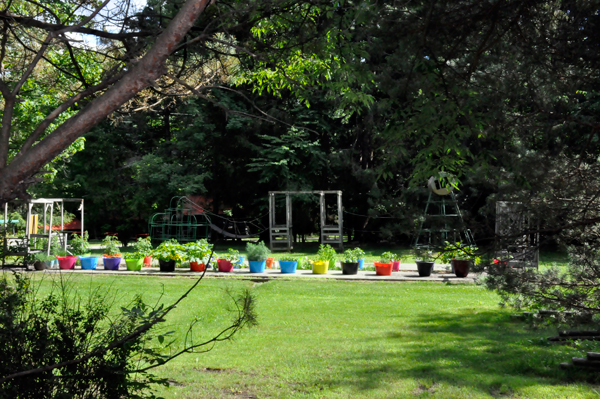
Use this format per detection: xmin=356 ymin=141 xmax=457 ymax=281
xmin=388 ymin=252 xmax=402 ymax=272
xmin=415 ymin=248 xmax=436 ymax=277
xmin=217 ymin=248 xmax=240 ymax=272
xmin=374 ymin=252 xmax=394 ymax=276
xmin=133 ymin=236 xmax=153 ymax=267
xmin=353 ymin=247 xmax=366 ymax=270
xmin=153 ymin=239 xmax=184 ymax=272
xmin=101 ymin=235 xmax=122 ymax=270
xmin=33 ymin=253 xmax=55 ymax=271
xmin=185 ymin=239 xmax=213 ymax=272
xmin=246 ymin=241 xmax=269 ymax=273
xmin=72 ymin=231 xmax=98 ymax=270
xmin=56 ymin=248 xmax=78 ymax=270
xmin=313 ymin=244 xmax=336 ymax=274
xmin=341 ymin=248 xmax=361 ymax=275
xmin=278 ymin=254 xmax=298 ymax=274
xmin=440 ymin=242 xmax=480 ymax=278
xmin=124 ymin=251 xmax=144 ymax=271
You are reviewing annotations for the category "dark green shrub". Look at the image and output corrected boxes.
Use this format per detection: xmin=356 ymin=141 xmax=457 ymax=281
xmin=0 ymin=272 xmax=256 ymax=398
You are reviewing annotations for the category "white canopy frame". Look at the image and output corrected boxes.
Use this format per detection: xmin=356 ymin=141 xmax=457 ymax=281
xmin=2 ymin=198 xmax=84 ymax=268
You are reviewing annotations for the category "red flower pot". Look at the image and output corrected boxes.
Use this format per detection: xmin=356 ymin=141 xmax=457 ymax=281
xmin=190 ymin=261 xmax=205 ymax=272
xmin=143 ymin=256 xmax=152 ymax=267
xmin=57 ymin=256 xmax=78 ymax=270
xmin=217 ymin=259 xmax=234 ymax=272
xmin=374 ymin=262 xmax=393 ymax=276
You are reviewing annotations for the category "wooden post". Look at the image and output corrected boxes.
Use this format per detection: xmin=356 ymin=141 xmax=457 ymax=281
xmin=81 ymin=199 xmax=84 ymax=237
xmin=269 ymin=192 xmax=274 ymax=251
xmin=286 ymin=193 xmax=292 ymax=250
xmin=338 ymin=191 xmax=343 ymax=250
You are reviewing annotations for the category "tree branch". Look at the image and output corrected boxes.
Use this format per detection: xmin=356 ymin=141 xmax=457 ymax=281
xmin=0 ymin=11 xmax=153 ymax=41
xmin=17 ymin=69 xmax=127 ymax=154
xmin=0 ymin=0 xmax=214 ymax=201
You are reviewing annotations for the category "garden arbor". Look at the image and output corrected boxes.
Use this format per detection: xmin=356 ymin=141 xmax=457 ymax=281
xmin=268 ymin=191 xmax=343 ymax=251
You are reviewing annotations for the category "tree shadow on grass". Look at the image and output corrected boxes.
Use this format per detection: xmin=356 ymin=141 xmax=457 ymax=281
xmin=320 ymin=310 xmax=597 ymax=396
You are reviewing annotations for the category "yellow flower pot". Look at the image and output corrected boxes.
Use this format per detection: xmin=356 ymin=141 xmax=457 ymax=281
xmin=312 ymin=260 xmax=329 ymax=274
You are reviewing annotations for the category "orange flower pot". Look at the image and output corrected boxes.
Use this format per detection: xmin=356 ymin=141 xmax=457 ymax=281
xmin=190 ymin=261 xmax=205 ymax=272
xmin=266 ymin=258 xmax=275 ymax=269
xmin=374 ymin=262 xmax=393 ymax=276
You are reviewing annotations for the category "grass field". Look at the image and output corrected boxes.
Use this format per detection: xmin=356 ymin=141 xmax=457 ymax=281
xmin=20 ymin=272 xmax=600 ymax=398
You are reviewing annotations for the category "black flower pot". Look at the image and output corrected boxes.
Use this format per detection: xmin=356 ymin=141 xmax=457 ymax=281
xmin=416 ymin=261 xmax=434 ymax=277
xmin=159 ymin=259 xmax=176 ymax=272
xmin=341 ymin=262 xmax=359 ymax=275
xmin=34 ymin=261 xmax=46 ymax=271
xmin=451 ymin=259 xmax=471 ymax=278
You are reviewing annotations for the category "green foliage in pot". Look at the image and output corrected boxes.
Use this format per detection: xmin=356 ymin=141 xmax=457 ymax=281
xmin=152 ymin=239 xmax=185 ymax=262
xmin=133 ymin=236 xmax=153 ymax=257
xmin=297 ymin=256 xmax=311 ymax=270
xmin=415 ymin=248 xmax=437 ymax=262
xmin=123 ymin=252 xmax=143 ymax=260
xmin=185 ymin=239 xmax=213 ymax=263
xmin=49 ymin=235 xmax=62 ymax=256
xmin=221 ymin=248 xmax=240 ymax=262
xmin=380 ymin=251 xmax=398 ymax=263
xmin=342 ymin=248 xmax=363 ymax=263
xmin=316 ymin=244 xmax=337 ymax=266
xmin=54 ymin=248 xmax=69 ymax=257
xmin=69 ymin=231 xmax=90 ymax=256
xmin=439 ymin=242 xmax=480 ymax=265
xmin=102 ymin=235 xmax=122 ymax=257
xmin=278 ymin=254 xmax=297 ymax=262
xmin=34 ymin=253 xmax=55 ymax=262
xmin=353 ymin=247 xmax=366 ymax=260
xmin=246 ymin=241 xmax=270 ymax=261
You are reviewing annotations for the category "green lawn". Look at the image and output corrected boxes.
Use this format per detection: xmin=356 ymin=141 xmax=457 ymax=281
xmin=21 ymin=273 xmax=600 ymax=398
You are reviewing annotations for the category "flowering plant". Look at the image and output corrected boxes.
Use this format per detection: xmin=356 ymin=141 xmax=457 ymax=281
xmin=152 ymin=239 xmax=185 ymax=262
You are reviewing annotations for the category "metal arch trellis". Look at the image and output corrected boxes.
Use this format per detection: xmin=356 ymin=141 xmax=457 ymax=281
xmin=268 ymin=190 xmax=343 ymax=252
xmin=149 ymin=197 xmax=211 ymax=243
xmin=148 ymin=196 xmax=269 ymax=242
xmin=413 ymin=184 xmax=475 ymax=251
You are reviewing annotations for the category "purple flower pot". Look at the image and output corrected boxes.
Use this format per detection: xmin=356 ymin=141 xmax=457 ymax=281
xmin=103 ymin=257 xmax=121 ymax=270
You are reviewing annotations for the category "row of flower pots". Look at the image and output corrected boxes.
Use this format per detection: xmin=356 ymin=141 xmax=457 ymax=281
xmin=51 ymin=255 xmax=153 ymax=271
xmin=39 ymin=233 xmax=475 ymax=278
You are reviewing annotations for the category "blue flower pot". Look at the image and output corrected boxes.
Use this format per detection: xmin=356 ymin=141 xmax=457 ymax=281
xmin=80 ymin=256 xmax=99 ymax=270
xmin=235 ymin=256 xmax=245 ymax=269
xmin=248 ymin=260 xmax=266 ymax=273
xmin=358 ymin=259 xmax=365 ymax=270
xmin=279 ymin=261 xmax=297 ymax=274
